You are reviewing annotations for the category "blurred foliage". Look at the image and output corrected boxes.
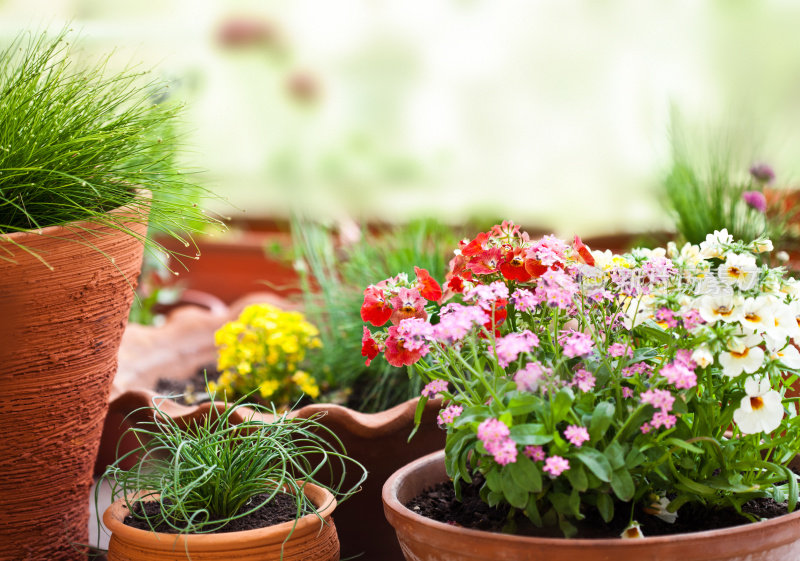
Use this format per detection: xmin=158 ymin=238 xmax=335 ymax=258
xmin=293 ymin=217 xmax=460 ymax=412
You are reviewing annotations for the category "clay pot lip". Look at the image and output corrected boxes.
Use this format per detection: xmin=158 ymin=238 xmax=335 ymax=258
xmin=1 ymin=188 xmax=151 ymax=242
xmin=383 ymin=449 xmax=800 ymax=547
xmin=103 ymin=480 xmax=337 ymax=548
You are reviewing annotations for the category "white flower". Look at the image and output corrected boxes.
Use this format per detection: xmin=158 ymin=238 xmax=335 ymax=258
xmin=590 ymin=249 xmax=616 ymax=271
xmin=691 ymin=346 xmax=714 ymax=368
xmin=772 ymin=344 xmax=800 ymax=369
xmin=620 ymin=521 xmax=645 ymax=539
xmin=644 ymin=496 xmax=677 ymax=524
xmin=751 ymin=239 xmax=774 ymax=254
xmin=733 ymin=376 xmax=783 ymax=435
xmin=718 ymin=253 xmax=758 ymax=290
xmin=700 ymin=229 xmax=733 ymax=259
xmin=765 ymin=302 xmax=800 ymax=344
xmin=698 ymin=292 xmax=744 ymax=325
xmin=739 ymin=296 xmax=775 ymax=334
xmin=718 ymin=335 xmax=765 ymax=377
xmin=782 ymin=278 xmax=800 ymax=298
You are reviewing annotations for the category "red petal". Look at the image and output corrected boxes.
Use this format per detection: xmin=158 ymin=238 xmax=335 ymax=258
xmin=573 ymin=236 xmax=595 ymax=266
xmin=414 ymin=266 xmax=443 ymax=302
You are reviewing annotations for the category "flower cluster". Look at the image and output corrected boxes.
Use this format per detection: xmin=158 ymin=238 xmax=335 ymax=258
xmin=213 ymin=303 xmax=322 ymax=405
xmin=360 ymin=223 xmax=800 ymax=537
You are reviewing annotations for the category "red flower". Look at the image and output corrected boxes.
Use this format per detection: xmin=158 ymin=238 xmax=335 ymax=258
xmin=461 ymin=232 xmax=489 ymax=257
xmin=468 ymin=247 xmax=503 ymax=275
xmin=361 ymin=327 xmax=380 ymax=366
xmin=573 ymin=236 xmax=595 ymax=266
xmin=523 ymin=250 xmax=548 ymax=278
xmin=446 ymin=275 xmax=466 ymax=294
xmin=361 ymin=285 xmax=392 ymax=326
xmin=414 ymin=266 xmax=442 ymax=302
xmin=384 ymin=325 xmax=425 ymax=367
xmin=389 ymin=288 xmax=427 ymax=325
xmin=499 ymin=247 xmax=533 ymax=283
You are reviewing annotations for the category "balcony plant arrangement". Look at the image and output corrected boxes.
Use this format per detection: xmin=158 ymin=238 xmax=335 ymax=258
xmin=100 ymin=390 xmax=367 ymax=560
xmin=364 ymin=222 xmax=800 ymax=560
xmin=0 ymin=28 xmax=217 ymax=560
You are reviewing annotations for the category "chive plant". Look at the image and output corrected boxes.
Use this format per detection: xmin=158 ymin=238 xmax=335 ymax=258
xmin=100 ymin=391 xmax=367 ymax=535
xmin=0 ymin=28 xmax=220 ymax=265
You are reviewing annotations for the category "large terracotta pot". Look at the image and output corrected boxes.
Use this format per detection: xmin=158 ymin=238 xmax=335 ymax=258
xmin=383 ymin=450 xmax=800 ymax=561
xmin=0 ymin=201 xmax=148 ymax=560
xmin=103 ymin=392 xmax=444 ymax=561
xmin=104 ymin=482 xmax=339 ymax=560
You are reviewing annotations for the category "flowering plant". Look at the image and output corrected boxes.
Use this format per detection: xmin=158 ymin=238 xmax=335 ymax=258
xmin=212 ymin=303 xmax=322 ymax=405
xmin=361 ymin=222 xmax=800 ymax=536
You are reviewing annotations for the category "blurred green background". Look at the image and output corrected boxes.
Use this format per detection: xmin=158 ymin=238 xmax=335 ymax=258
xmin=3 ymin=0 xmax=800 ymax=236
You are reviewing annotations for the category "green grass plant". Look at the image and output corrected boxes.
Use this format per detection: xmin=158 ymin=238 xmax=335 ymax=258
xmin=100 ymin=390 xmax=366 ymax=537
xmin=0 ymin=28 xmax=220 ymax=265
xmin=293 ymin=217 xmax=459 ymax=412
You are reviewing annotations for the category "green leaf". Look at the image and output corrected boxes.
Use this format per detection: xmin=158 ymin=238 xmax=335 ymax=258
xmin=664 ymin=437 xmax=704 ymax=454
xmin=525 ymin=498 xmax=543 ymax=526
xmin=507 ymin=394 xmax=541 ymax=416
xmin=565 ymin=462 xmax=588 ymax=492
xmin=589 ymin=402 xmax=615 ymax=441
xmin=558 ymin=516 xmax=578 ymax=538
xmin=510 ymin=423 xmax=553 ymax=445
xmin=453 ymin=406 xmax=489 ymax=428
xmin=575 ymin=449 xmax=612 ymax=482
xmin=552 ymin=387 xmax=575 ymax=424
xmin=486 ymin=468 xmax=503 ymax=493
xmin=784 ymin=465 xmax=799 ymax=512
xmin=597 ymin=493 xmax=614 ymax=523
xmin=409 ymin=396 xmax=428 ymax=441
xmin=610 ymin=467 xmax=635 ymax=501
xmin=550 ymin=492 xmax=580 ymax=517
xmin=604 ymin=442 xmax=626 ymax=470
xmin=625 ymin=447 xmax=646 ymax=469
xmin=502 ymin=468 xmax=529 ymax=509
xmin=507 ymin=454 xmax=543 ymax=493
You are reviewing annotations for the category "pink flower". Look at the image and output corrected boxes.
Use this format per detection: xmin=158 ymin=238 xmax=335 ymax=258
xmin=660 ymin=361 xmax=697 ymax=390
xmin=437 ymin=405 xmax=463 ymax=426
xmin=641 ymin=389 xmax=675 ymax=412
xmin=655 ymin=308 xmax=678 ymax=328
xmin=465 ymin=281 xmax=509 ymax=308
xmin=650 ymin=410 xmax=677 ymax=429
xmin=389 ymin=288 xmax=427 ymax=325
xmin=573 ymin=368 xmax=596 ymax=392
xmin=492 ymin=330 xmax=540 ymax=367
xmin=535 ymin=269 xmax=579 ymax=310
xmin=514 ymin=362 xmax=547 ymax=392
xmin=640 ymin=422 xmax=652 ymax=434
xmin=511 ymin=288 xmax=540 ymax=312
xmin=422 ymin=379 xmax=449 ymax=398
xmin=396 ymin=317 xmax=432 ymax=353
xmin=622 ymin=362 xmax=653 ymax=378
xmin=543 ymin=455 xmax=570 ymax=477
xmin=674 ymin=349 xmax=697 ymax=369
xmin=681 ymin=309 xmax=705 ymax=331
xmin=477 ymin=418 xmax=510 ymax=448
xmin=492 ymin=439 xmax=518 ymax=465
xmin=433 ymin=304 xmax=488 ymax=343
xmin=622 ymin=387 xmax=633 ymax=398
xmin=564 ymin=425 xmax=590 ymax=447
xmin=608 ymin=342 xmax=633 ymax=358
xmin=524 ymin=445 xmax=546 ymax=461
xmin=743 ymin=190 xmax=767 ymax=213
xmin=750 ymin=163 xmax=775 ymax=184
xmin=559 ymin=330 xmax=594 ymax=358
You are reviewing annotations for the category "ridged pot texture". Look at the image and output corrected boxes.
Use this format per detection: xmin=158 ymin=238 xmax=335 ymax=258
xmin=0 ymin=200 xmax=148 ymax=561
xmin=104 ymin=482 xmax=339 ymax=561
xmin=383 ymin=450 xmax=800 ymax=561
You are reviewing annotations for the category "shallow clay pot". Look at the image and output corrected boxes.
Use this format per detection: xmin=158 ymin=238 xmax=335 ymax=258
xmin=383 ymin=450 xmax=800 ymax=561
xmin=0 ymin=200 xmax=148 ymax=560
xmin=104 ymin=482 xmax=339 ymax=560
xmin=103 ymin=392 xmax=444 ymax=561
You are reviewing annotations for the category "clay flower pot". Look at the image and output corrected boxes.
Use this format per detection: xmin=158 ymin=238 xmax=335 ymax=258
xmin=0 ymin=201 xmax=148 ymax=560
xmin=104 ymin=482 xmax=339 ymax=560
xmin=383 ymin=450 xmax=800 ymax=561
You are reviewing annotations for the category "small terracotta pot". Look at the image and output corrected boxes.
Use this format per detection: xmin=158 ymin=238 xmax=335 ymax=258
xmin=104 ymin=482 xmax=339 ymax=561
xmin=0 ymin=197 xmax=148 ymax=560
xmin=383 ymin=450 xmax=800 ymax=561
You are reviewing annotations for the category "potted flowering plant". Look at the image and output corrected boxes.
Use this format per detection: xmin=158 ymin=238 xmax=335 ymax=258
xmin=366 ymin=222 xmax=800 ymax=560
xmin=0 ymin=28 xmax=219 ymax=560
xmin=100 ymin=390 xmax=367 ymax=560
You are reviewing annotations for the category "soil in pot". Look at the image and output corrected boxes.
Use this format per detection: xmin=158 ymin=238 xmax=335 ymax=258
xmin=407 ymin=475 xmax=789 ymax=539
xmin=124 ymin=492 xmax=310 ymax=533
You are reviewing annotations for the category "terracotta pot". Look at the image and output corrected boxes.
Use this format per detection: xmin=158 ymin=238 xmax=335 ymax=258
xmin=0 ymin=200 xmax=148 ymax=560
xmin=101 ymin=392 xmax=444 ymax=561
xmin=383 ymin=450 xmax=800 ymax=561
xmin=104 ymin=482 xmax=339 ymax=560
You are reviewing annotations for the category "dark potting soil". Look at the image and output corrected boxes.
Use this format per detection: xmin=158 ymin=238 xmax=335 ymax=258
xmin=123 ymin=492 xmax=309 ymax=534
xmin=406 ymin=475 xmax=789 ymax=539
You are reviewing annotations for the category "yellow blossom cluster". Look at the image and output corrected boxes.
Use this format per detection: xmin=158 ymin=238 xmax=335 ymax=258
xmin=211 ymin=303 xmax=322 ymax=406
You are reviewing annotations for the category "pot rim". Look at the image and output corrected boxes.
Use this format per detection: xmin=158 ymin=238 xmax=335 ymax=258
xmin=103 ymin=480 xmax=337 ymax=550
xmin=383 ymin=449 xmax=800 ymax=548
xmin=1 ymin=188 xmax=151 ymax=242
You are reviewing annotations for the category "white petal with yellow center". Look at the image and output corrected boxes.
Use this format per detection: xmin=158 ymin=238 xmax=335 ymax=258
xmin=718 ymin=337 xmax=765 ymax=378
xmin=698 ymin=292 xmax=744 ymax=325
xmin=733 ymin=376 xmax=783 ymax=435
xmin=718 ymin=253 xmax=758 ymax=290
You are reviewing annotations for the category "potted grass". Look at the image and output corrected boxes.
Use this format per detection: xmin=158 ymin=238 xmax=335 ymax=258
xmin=100 ymin=390 xmax=367 ymax=560
xmin=363 ymin=222 xmax=800 ymax=560
xmin=0 ymin=28 xmax=219 ymax=560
